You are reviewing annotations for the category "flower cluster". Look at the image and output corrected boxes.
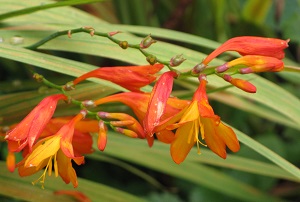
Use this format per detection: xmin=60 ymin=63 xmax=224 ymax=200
xmin=2 ymin=36 xmax=288 ymax=187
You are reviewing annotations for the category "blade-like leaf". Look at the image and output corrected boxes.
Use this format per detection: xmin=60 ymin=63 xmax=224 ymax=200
xmin=0 ymin=161 xmax=145 ymax=202
xmin=98 ymin=134 xmax=281 ymax=202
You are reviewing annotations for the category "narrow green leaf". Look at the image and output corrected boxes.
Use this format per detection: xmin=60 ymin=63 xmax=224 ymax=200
xmin=0 ymin=0 xmax=105 ymax=21
xmin=0 ymin=161 xmax=145 ymax=202
xmin=99 ymin=134 xmax=281 ymax=202
xmin=236 ymin=129 xmax=300 ymax=181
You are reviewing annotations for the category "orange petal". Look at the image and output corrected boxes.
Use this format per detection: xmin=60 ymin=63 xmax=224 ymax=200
xmin=73 ymin=64 xmax=164 ymax=92
xmin=156 ymin=130 xmax=175 ymax=144
xmin=201 ymin=118 xmax=227 ymax=159
xmin=217 ymin=122 xmax=240 ymax=152
xmin=171 ymin=122 xmax=196 ymax=164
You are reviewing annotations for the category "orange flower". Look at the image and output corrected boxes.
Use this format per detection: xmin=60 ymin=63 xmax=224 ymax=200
xmin=94 ymin=92 xmax=189 ymax=146
xmin=73 ymin=64 xmax=164 ymax=92
xmin=5 ymin=94 xmax=67 ymax=152
xmin=17 ymin=111 xmax=86 ymax=188
xmin=202 ymin=36 xmax=289 ymax=66
xmin=155 ymin=78 xmax=240 ymax=164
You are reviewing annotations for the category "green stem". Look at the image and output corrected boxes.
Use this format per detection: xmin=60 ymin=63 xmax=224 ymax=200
xmin=25 ymin=27 xmax=196 ymax=77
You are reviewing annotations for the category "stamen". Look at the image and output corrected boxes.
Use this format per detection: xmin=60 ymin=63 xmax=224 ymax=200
xmin=32 ymin=156 xmax=53 ymax=189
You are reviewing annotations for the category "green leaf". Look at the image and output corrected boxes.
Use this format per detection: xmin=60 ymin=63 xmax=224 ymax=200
xmin=98 ymin=134 xmax=281 ymax=202
xmin=0 ymin=0 xmax=105 ymax=21
xmin=0 ymin=161 xmax=145 ymax=202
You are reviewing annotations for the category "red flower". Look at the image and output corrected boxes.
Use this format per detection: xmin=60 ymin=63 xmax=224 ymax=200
xmin=73 ymin=64 xmax=164 ymax=92
xmin=202 ymin=36 xmax=289 ymax=65
xmin=5 ymin=94 xmax=67 ymax=152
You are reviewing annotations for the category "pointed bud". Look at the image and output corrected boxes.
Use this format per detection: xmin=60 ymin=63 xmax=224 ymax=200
xmin=192 ymin=63 xmax=206 ymax=74
xmin=6 ymin=151 xmax=15 ymax=172
xmin=227 ymin=55 xmax=284 ymax=73
xmin=215 ymin=63 xmax=229 ymax=73
xmin=223 ymin=74 xmax=256 ymax=93
xmin=110 ymin=120 xmax=135 ymax=127
xmin=109 ymin=31 xmax=121 ymax=36
xmin=82 ymin=100 xmax=95 ymax=108
xmin=119 ymin=41 xmax=129 ymax=49
xmin=140 ymin=34 xmax=156 ymax=49
xmin=115 ymin=127 xmax=138 ymax=138
xmin=170 ymin=54 xmax=186 ymax=67
xmin=146 ymin=55 xmax=157 ymax=65
xmin=98 ymin=120 xmax=107 ymax=151
xmin=63 ymin=81 xmax=75 ymax=91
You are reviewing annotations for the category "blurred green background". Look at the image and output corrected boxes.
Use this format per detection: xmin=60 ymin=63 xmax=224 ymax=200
xmin=0 ymin=0 xmax=300 ymax=202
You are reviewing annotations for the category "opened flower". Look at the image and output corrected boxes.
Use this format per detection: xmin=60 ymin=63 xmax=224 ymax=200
xmin=154 ymin=77 xmax=240 ymax=164
xmin=5 ymin=94 xmax=67 ymax=152
xmin=17 ymin=111 xmax=87 ymax=188
xmin=73 ymin=64 xmax=164 ymax=92
xmin=94 ymin=92 xmax=189 ymax=146
xmin=202 ymin=36 xmax=289 ymax=66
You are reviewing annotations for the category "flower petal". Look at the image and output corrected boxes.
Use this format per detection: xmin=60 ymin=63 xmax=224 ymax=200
xmin=171 ymin=122 xmax=196 ymax=164
xmin=143 ymin=71 xmax=177 ymax=136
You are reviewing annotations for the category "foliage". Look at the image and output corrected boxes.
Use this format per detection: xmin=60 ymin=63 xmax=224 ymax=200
xmin=0 ymin=0 xmax=300 ymax=202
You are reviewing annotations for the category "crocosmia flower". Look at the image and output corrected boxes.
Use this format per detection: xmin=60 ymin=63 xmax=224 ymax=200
xmin=73 ymin=64 xmax=164 ymax=92
xmin=155 ymin=77 xmax=240 ymax=164
xmin=17 ymin=111 xmax=87 ymax=188
xmin=5 ymin=94 xmax=67 ymax=152
xmin=202 ymin=36 xmax=289 ymax=65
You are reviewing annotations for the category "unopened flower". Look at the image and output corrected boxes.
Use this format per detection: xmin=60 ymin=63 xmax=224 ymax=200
xmin=98 ymin=112 xmax=145 ymax=138
xmin=5 ymin=94 xmax=67 ymax=152
xmin=73 ymin=64 xmax=164 ymax=92
xmin=97 ymin=120 xmax=107 ymax=151
xmin=223 ymin=74 xmax=256 ymax=93
xmin=202 ymin=36 xmax=289 ymax=66
xmin=216 ymin=55 xmax=284 ymax=74
xmin=170 ymin=54 xmax=186 ymax=67
xmin=140 ymin=34 xmax=156 ymax=49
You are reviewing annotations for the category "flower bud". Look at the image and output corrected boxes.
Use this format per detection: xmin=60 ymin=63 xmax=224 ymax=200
xmin=98 ymin=120 xmax=107 ymax=151
xmin=108 ymin=31 xmax=121 ymax=36
xmin=170 ymin=54 xmax=186 ymax=67
xmin=146 ymin=55 xmax=157 ymax=65
xmin=110 ymin=120 xmax=135 ymax=127
xmin=63 ymin=81 xmax=75 ymax=91
xmin=82 ymin=100 xmax=95 ymax=108
xmin=215 ymin=63 xmax=229 ymax=73
xmin=223 ymin=74 xmax=256 ymax=93
xmin=192 ymin=63 xmax=206 ymax=74
xmin=115 ymin=127 xmax=138 ymax=138
xmin=119 ymin=41 xmax=129 ymax=49
xmin=140 ymin=34 xmax=156 ymax=49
